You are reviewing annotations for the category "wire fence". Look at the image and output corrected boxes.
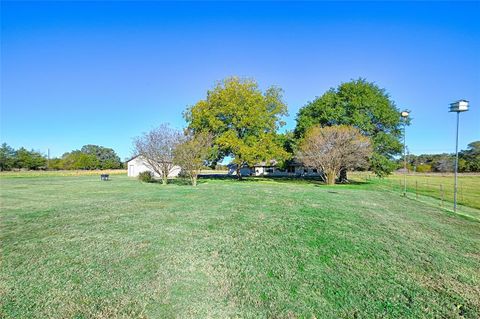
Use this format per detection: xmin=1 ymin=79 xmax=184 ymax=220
xmin=351 ymin=172 xmax=480 ymax=219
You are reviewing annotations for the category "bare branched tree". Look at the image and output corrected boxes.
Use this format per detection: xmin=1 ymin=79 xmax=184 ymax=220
xmin=297 ymin=125 xmax=372 ymax=185
xmin=173 ymin=131 xmax=213 ymax=186
xmin=133 ymin=124 xmax=182 ymax=185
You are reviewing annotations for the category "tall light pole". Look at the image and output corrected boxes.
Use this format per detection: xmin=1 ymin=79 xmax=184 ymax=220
xmin=449 ymin=100 xmax=469 ymax=213
xmin=401 ymin=110 xmax=410 ymax=197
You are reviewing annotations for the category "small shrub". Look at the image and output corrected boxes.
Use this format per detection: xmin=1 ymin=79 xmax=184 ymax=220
xmin=138 ymin=171 xmax=153 ymax=182
xmin=177 ymin=169 xmax=189 ymax=179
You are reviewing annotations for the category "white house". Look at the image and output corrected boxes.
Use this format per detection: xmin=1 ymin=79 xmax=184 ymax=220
xmin=253 ymin=161 xmax=320 ymax=177
xmin=227 ymin=164 xmax=254 ymax=176
xmin=127 ymin=155 xmax=182 ymax=178
xmin=228 ymin=160 xmax=322 ymax=177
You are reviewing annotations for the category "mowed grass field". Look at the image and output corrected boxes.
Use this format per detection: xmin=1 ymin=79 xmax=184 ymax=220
xmin=0 ymin=169 xmax=127 ymax=178
xmin=1 ymin=174 xmax=480 ymax=318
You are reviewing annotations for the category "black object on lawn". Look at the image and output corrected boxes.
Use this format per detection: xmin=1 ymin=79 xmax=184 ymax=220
xmin=101 ymin=174 xmax=109 ymax=181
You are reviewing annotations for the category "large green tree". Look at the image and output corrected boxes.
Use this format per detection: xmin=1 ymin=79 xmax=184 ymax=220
xmin=295 ymin=78 xmax=404 ymax=177
xmin=60 ymin=145 xmax=122 ymax=170
xmin=80 ymin=144 xmax=122 ymax=169
xmin=459 ymin=141 xmax=480 ymax=172
xmin=15 ymin=147 xmax=47 ymax=170
xmin=184 ymin=77 xmax=289 ymax=178
xmin=62 ymin=151 xmax=100 ymax=170
xmin=0 ymin=143 xmax=16 ymax=171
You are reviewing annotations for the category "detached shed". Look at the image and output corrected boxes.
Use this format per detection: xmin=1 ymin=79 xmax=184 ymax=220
xmin=127 ymin=155 xmax=181 ymax=178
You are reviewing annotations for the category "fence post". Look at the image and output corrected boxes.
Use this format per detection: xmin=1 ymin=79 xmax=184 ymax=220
xmin=440 ymin=184 xmax=444 ymax=207
xmin=415 ymin=180 xmax=418 ymax=199
xmin=460 ymin=183 xmax=464 ymax=203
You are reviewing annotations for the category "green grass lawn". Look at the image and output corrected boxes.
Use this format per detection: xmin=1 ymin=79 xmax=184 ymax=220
xmin=0 ymin=169 xmax=126 ymax=178
xmin=1 ymin=174 xmax=479 ymax=318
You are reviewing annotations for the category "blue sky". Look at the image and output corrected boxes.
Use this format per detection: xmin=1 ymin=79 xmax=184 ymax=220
xmin=1 ymin=1 xmax=479 ymax=160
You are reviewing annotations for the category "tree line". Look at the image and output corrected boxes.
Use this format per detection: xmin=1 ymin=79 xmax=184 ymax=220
xmin=3 ymin=77 xmax=478 ymax=182
xmin=399 ymin=141 xmax=480 ymax=173
xmin=0 ymin=144 xmax=123 ymax=171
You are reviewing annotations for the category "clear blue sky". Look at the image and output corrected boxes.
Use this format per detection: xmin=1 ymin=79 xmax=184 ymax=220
xmin=1 ymin=1 xmax=479 ymax=160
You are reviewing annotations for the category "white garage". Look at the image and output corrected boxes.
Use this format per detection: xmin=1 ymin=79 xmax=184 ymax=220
xmin=127 ymin=155 xmax=182 ymax=178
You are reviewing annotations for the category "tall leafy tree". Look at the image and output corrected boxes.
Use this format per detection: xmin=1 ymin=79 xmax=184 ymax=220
xmin=15 ymin=147 xmax=47 ymax=170
xmin=62 ymin=151 xmax=100 ymax=170
xmin=47 ymin=158 xmax=65 ymax=170
xmin=0 ymin=143 xmax=16 ymax=171
xmin=173 ymin=131 xmax=213 ymax=186
xmin=184 ymin=77 xmax=289 ymax=178
xmin=295 ymin=78 xmax=404 ymax=177
xmin=80 ymin=145 xmax=122 ymax=169
xmin=276 ymin=131 xmax=296 ymax=155
xmin=459 ymin=141 xmax=480 ymax=172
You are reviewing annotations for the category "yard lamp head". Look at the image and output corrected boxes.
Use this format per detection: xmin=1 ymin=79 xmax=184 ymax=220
xmin=401 ymin=110 xmax=410 ymax=118
xmin=449 ymin=99 xmax=469 ymax=113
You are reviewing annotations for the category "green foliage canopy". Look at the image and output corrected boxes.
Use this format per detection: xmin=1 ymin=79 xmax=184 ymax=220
xmin=12 ymin=147 xmax=47 ymax=170
xmin=294 ymin=79 xmax=404 ymax=177
xmin=0 ymin=143 xmax=122 ymax=171
xmin=61 ymin=145 xmax=122 ymax=170
xmin=1 ymin=143 xmax=46 ymax=170
xmin=0 ymin=143 xmax=16 ymax=171
xmin=62 ymin=151 xmax=100 ymax=170
xmin=184 ymin=77 xmax=289 ymax=176
xmin=80 ymin=144 xmax=122 ymax=169
xmin=460 ymin=141 xmax=480 ymax=172
xmin=173 ymin=131 xmax=212 ymax=186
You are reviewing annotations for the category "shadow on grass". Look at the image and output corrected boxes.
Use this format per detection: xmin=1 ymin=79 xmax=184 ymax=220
xmin=198 ymin=174 xmax=238 ymax=180
xmin=169 ymin=178 xmax=209 ymax=186
xmin=139 ymin=178 xmax=208 ymax=186
xmin=197 ymin=174 xmax=371 ymax=186
xmin=137 ymin=174 xmax=373 ymax=187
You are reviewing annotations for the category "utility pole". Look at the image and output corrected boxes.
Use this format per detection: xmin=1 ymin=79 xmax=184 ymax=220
xmin=449 ymin=100 xmax=469 ymax=213
xmin=400 ymin=110 xmax=410 ymax=197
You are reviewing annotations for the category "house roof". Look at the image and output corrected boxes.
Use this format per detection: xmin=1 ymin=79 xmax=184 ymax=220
xmin=127 ymin=155 xmax=174 ymax=164
xmin=227 ymin=163 xmax=251 ymax=168
xmin=253 ymin=159 xmax=278 ymax=167
xmin=126 ymin=155 xmax=140 ymax=163
xmin=253 ymin=159 xmax=305 ymax=167
xmin=228 ymin=158 xmax=306 ymax=168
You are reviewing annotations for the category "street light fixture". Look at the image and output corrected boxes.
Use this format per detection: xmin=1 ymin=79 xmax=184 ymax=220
xmin=401 ymin=110 xmax=410 ymax=197
xmin=449 ymin=99 xmax=469 ymax=213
